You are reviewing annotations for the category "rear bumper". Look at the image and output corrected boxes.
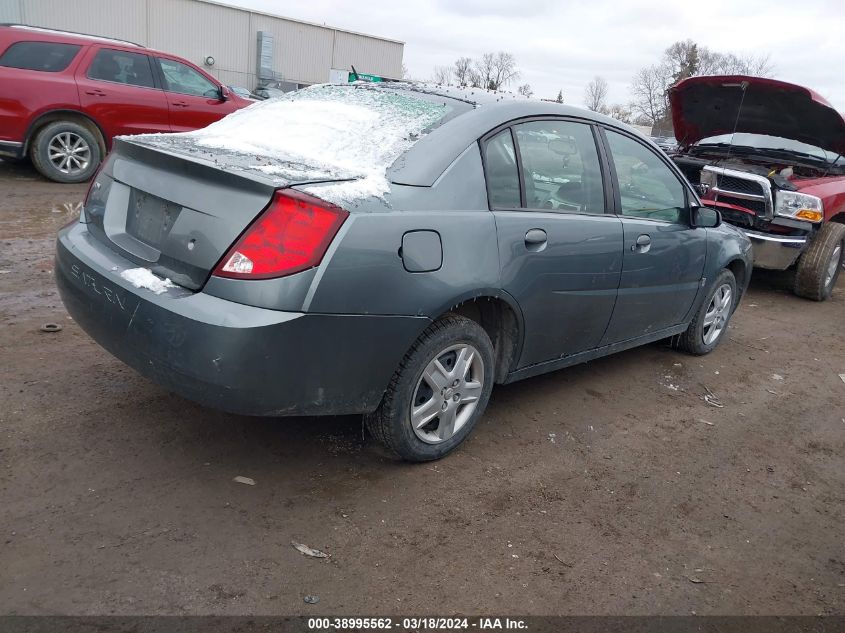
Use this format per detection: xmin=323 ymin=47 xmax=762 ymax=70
xmin=742 ymin=228 xmax=807 ymax=270
xmin=55 ymin=223 xmax=428 ymax=416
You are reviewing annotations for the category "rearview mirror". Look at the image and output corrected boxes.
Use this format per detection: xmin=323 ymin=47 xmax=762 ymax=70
xmin=548 ymin=139 xmax=577 ymax=156
xmin=691 ymin=205 xmax=721 ymax=228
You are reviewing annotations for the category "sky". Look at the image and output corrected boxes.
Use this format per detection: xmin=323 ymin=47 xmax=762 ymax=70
xmin=224 ymin=0 xmax=845 ymax=111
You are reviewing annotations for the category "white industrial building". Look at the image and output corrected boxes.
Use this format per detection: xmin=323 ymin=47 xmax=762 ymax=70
xmin=0 ymin=0 xmax=405 ymax=90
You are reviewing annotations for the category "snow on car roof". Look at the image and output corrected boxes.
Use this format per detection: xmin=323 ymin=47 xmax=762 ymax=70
xmin=130 ymin=83 xmax=496 ymax=206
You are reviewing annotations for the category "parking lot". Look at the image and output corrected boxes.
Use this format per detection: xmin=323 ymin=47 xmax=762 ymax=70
xmin=0 ymin=159 xmax=843 ymax=615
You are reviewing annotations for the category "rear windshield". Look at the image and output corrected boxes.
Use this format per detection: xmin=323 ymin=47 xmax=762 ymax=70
xmin=0 ymin=41 xmax=81 ymax=72
xmin=131 ymin=84 xmax=461 ymax=205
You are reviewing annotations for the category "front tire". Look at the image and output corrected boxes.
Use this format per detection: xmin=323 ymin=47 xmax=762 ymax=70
xmin=793 ymin=222 xmax=845 ymax=301
xmin=365 ymin=315 xmax=495 ymax=462
xmin=31 ymin=121 xmax=101 ymax=184
xmin=675 ymin=269 xmax=737 ymax=356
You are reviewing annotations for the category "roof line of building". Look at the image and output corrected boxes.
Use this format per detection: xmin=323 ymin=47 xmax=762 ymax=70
xmin=194 ymin=0 xmax=405 ymax=46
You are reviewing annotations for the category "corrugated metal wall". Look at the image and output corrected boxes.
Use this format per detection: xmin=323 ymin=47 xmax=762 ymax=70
xmin=10 ymin=0 xmax=403 ymax=89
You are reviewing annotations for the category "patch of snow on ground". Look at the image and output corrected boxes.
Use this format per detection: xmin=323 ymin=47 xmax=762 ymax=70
xmin=120 ymin=268 xmax=176 ymax=295
xmin=132 ymin=85 xmax=451 ymax=206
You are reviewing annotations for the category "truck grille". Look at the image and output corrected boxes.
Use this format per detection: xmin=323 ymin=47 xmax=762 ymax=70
xmin=700 ymin=166 xmax=773 ymax=218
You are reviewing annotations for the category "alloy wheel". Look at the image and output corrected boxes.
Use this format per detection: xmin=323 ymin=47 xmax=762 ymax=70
xmin=410 ymin=343 xmax=484 ymax=444
xmin=702 ymin=283 xmax=732 ymax=346
xmin=48 ymin=132 xmax=91 ymax=175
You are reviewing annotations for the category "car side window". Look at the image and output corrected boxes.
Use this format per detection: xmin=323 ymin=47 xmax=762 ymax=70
xmin=483 ymin=129 xmax=521 ymax=209
xmin=158 ymin=58 xmax=219 ymax=98
xmin=513 ymin=120 xmax=605 ymax=214
xmin=0 ymin=41 xmax=81 ymax=72
xmin=605 ymin=129 xmax=687 ymax=223
xmin=87 ymin=48 xmax=155 ymax=88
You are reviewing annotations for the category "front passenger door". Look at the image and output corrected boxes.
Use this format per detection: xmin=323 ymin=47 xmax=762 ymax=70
xmin=155 ymin=57 xmax=236 ymax=131
xmin=599 ymin=129 xmax=707 ymax=344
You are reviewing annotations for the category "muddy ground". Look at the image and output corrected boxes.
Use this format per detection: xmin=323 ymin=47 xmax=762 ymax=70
xmin=0 ymin=159 xmax=843 ymax=616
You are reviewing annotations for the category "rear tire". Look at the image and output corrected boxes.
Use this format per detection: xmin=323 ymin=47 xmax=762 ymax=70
xmin=365 ymin=315 xmax=495 ymax=462
xmin=31 ymin=121 xmax=101 ymax=184
xmin=793 ymin=222 xmax=845 ymax=301
xmin=675 ymin=269 xmax=737 ymax=356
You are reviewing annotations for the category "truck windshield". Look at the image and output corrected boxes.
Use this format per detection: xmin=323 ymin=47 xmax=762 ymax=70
xmin=696 ymin=133 xmax=844 ymax=167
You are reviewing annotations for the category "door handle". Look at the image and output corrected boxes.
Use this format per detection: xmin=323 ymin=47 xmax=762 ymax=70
xmin=85 ymin=89 xmax=106 ymax=96
xmin=632 ymin=234 xmax=651 ymax=252
xmin=524 ymin=228 xmax=547 ymax=244
xmin=524 ymin=228 xmax=547 ymax=252
xmin=173 ymin=101 xmax=189 ymax=108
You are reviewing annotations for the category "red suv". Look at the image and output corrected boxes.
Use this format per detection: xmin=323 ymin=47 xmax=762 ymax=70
xmin=0 ymin=24 xmax=252 ymax=183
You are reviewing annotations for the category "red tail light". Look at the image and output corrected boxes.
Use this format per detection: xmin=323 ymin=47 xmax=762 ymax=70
xmin=212 ymin=190 xmax=348 ymax=280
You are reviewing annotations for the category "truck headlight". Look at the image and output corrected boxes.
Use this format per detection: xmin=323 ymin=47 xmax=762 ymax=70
xmin=775 ymin=191 xmax=823 ymax=223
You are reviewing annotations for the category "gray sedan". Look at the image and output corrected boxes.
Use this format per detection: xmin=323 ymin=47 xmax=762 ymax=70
xmin=55 ymin=83 xmax=752 ymax=461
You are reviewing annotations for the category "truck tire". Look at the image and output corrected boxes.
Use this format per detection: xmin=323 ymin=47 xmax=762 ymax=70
xmin=793 ymin=222 xmax=845 ymax=301
xmin=674 ymin=268 xmax=737 ymax=356
xmin=31 ymin=120 xmax=101 ymax=184
xmin=365 ymin=315 xmax=495 ymax=462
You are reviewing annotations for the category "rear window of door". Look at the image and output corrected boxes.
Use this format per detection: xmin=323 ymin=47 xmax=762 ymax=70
xmin=483 ymin=129 xmax=521 ymax=209
xmin=87 ymin=48 xmax=155 ymax=88
xmin=157 ymin=58 xmax=219 ymax=97
xmin=604 ymin=129 xmax=687 ymax=223
xmin=513 ymin=120 xmax=605 ymax=214
xmin=0 ymin=41 xmax=81 ymax=72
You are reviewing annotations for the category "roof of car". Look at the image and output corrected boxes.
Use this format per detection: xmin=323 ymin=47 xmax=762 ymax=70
xmin=1 ymin=24 xmax=143 ymax=48
xmin=386 ymin=85 xmax=642 ymax=186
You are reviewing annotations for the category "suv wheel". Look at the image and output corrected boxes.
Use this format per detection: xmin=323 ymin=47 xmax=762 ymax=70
xmin=794 ymin=222 xmax=845 ymax=301
xmin=365 ymin=315 xmax=495 ymax=462
xmin=31 ymin=121 xmax=101 ymax=184
xmin=674 ymin=268 xmax=737 ymax=356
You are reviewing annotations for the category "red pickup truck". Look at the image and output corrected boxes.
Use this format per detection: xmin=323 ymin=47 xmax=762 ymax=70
xmin=0 ymin=24 xmax=251 ymax=183
xmin=670 ymin=76 xmax=845 ymax=301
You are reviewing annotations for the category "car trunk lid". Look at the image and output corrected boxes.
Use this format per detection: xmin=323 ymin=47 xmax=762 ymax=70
xmin=83 ymin=138 xmax=338 ymax=290
xmin=669 ymin=75 xmax=845 ymax=155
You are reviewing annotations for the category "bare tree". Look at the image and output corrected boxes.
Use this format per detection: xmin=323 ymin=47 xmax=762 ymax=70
xmin=555 ymin=89 xmax=564 ymax=103
xmin=629 ymin=39 xmax=775 ymax=130
xmin=453 ymin=57 xmax=473 ymax=87
xmin=701 ymin=51 xmax=774 ymax=77
xmin=604 ymin=103 xmax=633 ymax=124
xmin=473 ymin=51 xmax=519 ymax=91
xmin=630 ymin=64 xmax=670 ymax=125
xmin=584 ymin=76 xmax=609 ymax=112
xmin=432 ymin=65 xmax=452 ymax=85
xmin=517 ymin=83 xmax=533 ymax=98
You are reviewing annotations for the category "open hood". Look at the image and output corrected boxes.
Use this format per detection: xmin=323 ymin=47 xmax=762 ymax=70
xmin=670 ymin=75 xmax=845 ymax=155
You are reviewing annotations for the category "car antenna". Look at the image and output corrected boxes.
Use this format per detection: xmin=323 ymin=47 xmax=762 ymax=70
xmin=350 ymin=65 xmax=360 ymax=81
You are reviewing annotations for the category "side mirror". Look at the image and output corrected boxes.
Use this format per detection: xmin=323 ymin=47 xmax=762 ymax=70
xmin=218 ymin=86 xmax=230 ymax=101
xmin=691 ymin=205 xmax=721 ymax=228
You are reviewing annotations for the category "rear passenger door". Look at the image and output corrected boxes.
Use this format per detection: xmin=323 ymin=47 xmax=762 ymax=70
xmin=485 ymin=119 xmax=624 ymax=368
xmin=155 ymin=57 xmax=235 ymax=131
xmin=599 ymin=128 xmax=707 ymax=344
xmin=76 ymin=47 xmax=171 ymax=138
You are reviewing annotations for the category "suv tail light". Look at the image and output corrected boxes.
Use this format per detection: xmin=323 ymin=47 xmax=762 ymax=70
xmin=212 ymin=189 xmax=348 ymax=280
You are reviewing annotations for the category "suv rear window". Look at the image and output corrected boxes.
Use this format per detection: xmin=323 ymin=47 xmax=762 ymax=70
xmin=0 ymin=41 xmax=81 ymax=72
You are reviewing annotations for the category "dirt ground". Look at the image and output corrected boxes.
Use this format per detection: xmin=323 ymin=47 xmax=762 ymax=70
xmin=0 ymin=159 xmax=843 ymax=616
